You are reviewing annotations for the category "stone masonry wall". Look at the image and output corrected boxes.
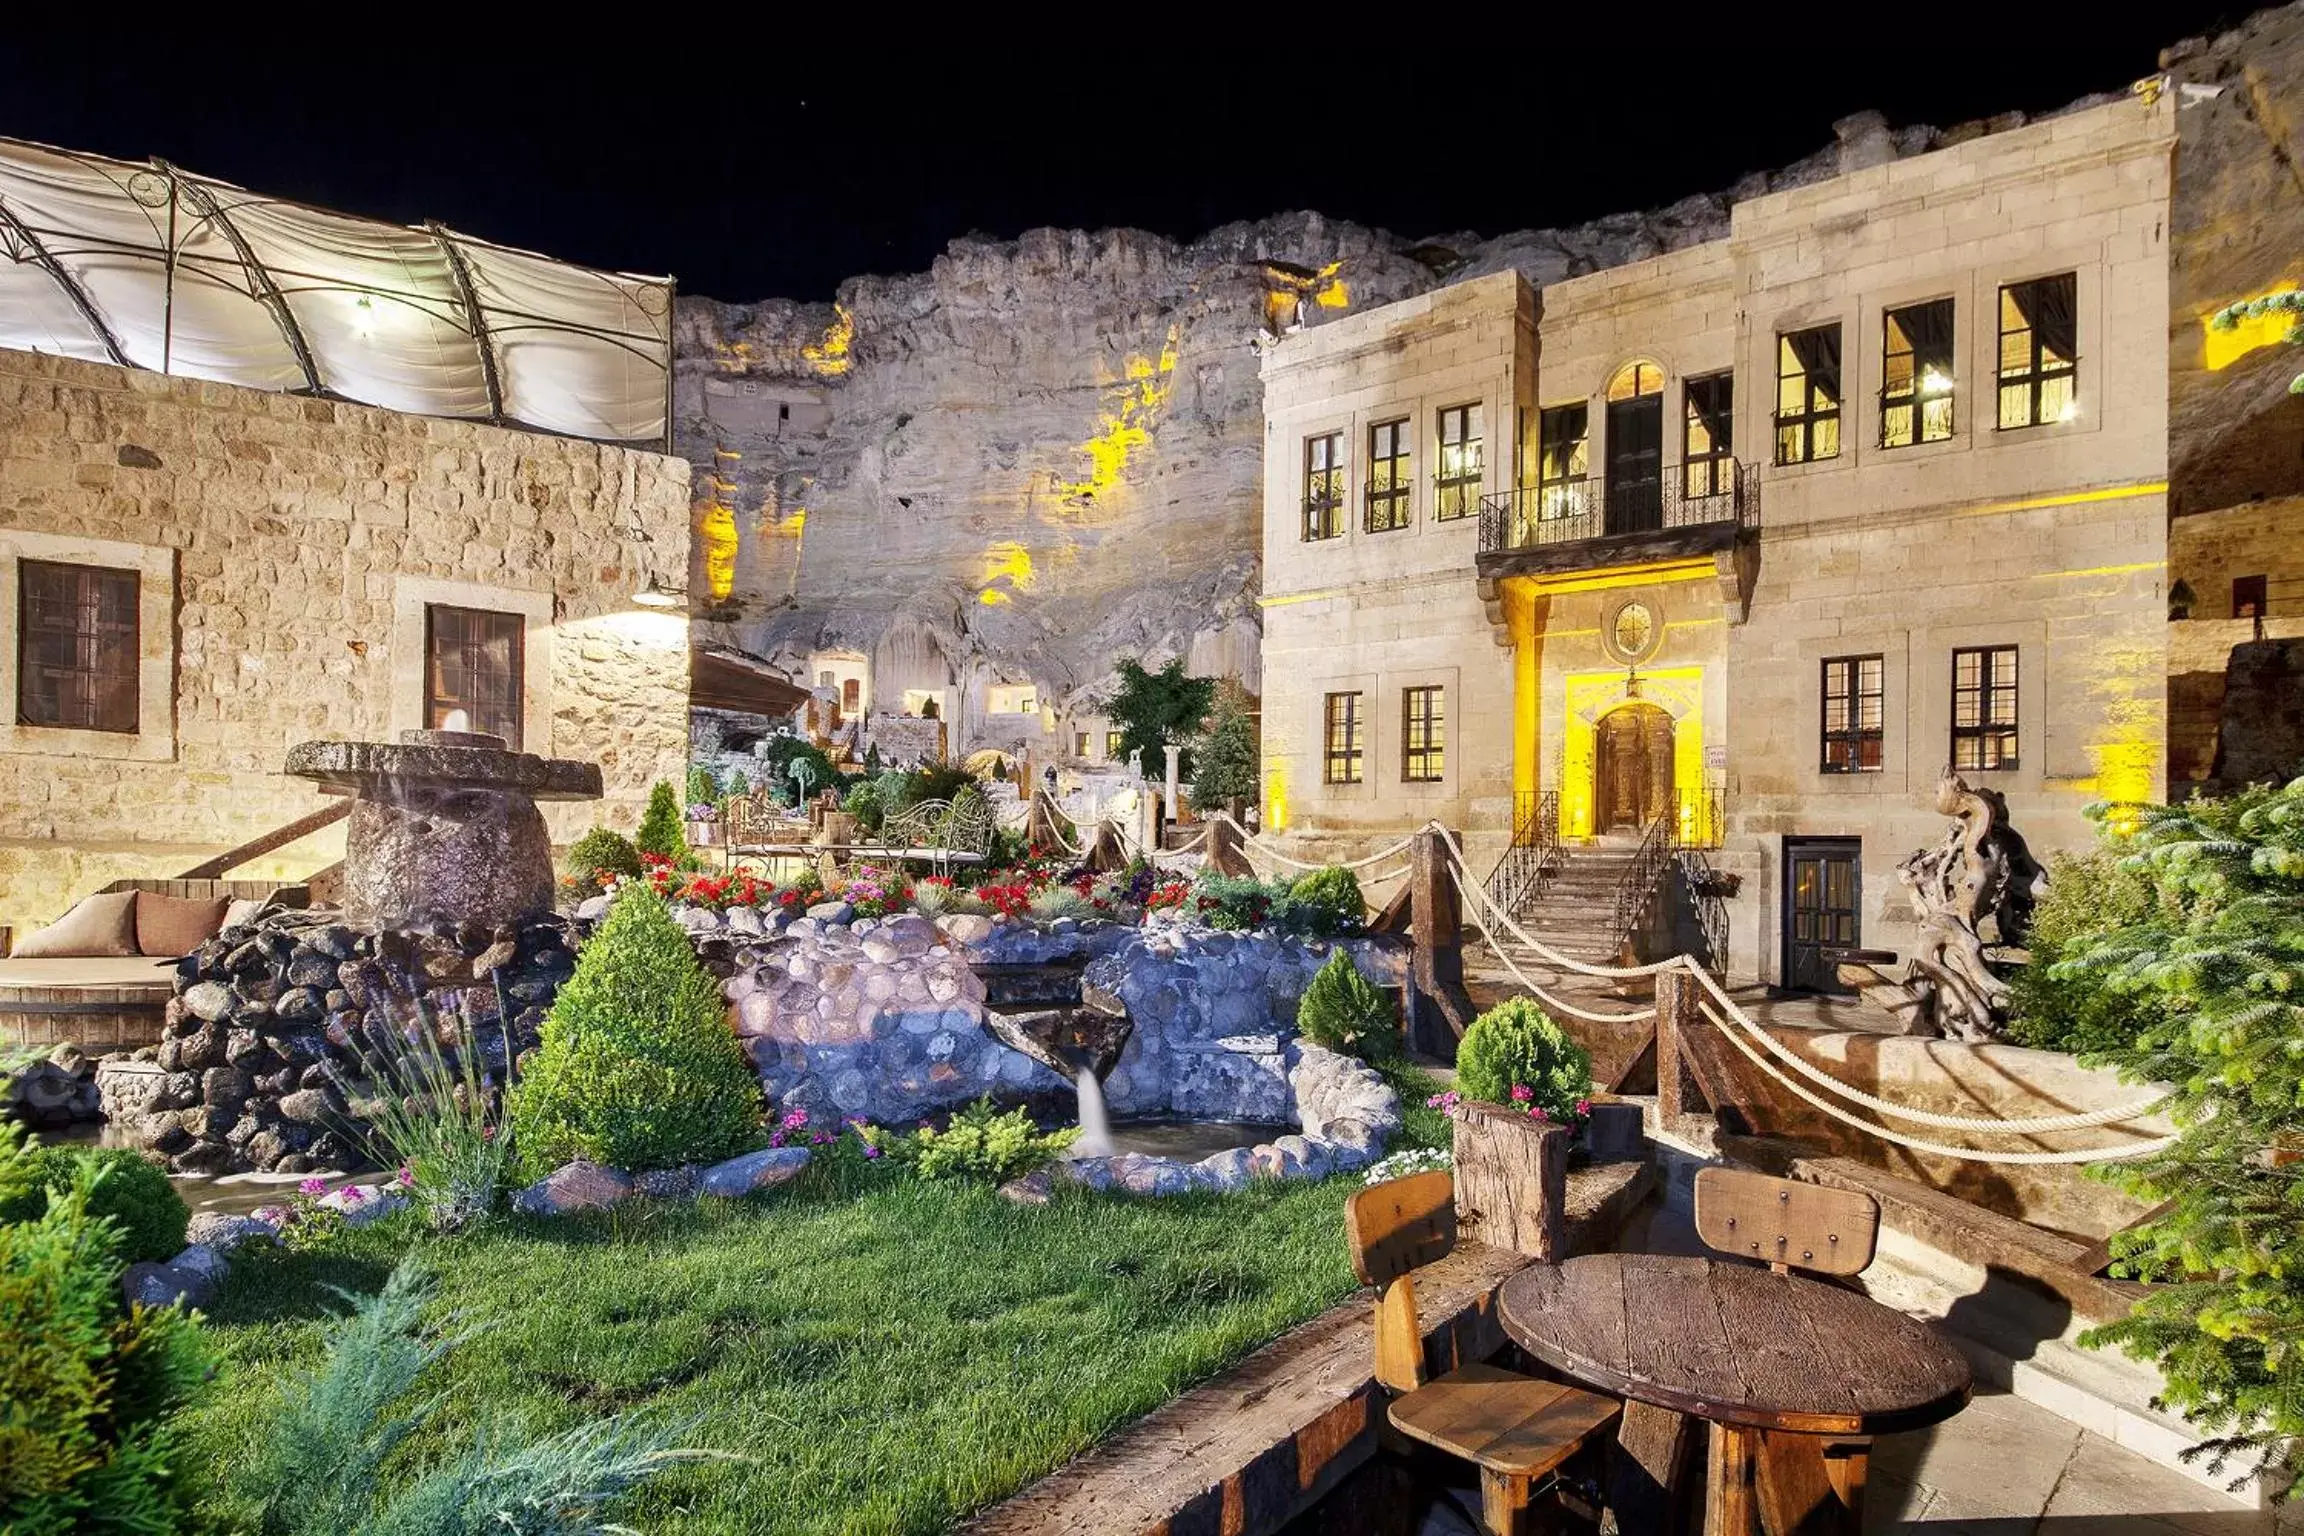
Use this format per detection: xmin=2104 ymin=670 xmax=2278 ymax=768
xmin=0 ymin=348 xmax=692 ymax=932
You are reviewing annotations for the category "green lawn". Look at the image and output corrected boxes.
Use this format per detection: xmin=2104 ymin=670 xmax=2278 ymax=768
xmin=182 ymin=1161 xmax=1358 ymax=1536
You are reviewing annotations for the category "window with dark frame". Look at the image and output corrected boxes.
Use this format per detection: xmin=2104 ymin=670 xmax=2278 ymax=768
xmin=424 ymin=604 xmax=525 ymax=749
xmin=1537 ymin=403 xmax=1590 ymax=519
xmin=2235 ymin=574 xmax=2269 ymax=619
xmin=1322 ymin=691 xmax=1363 ymax=785
xmin=1074 ymin=731 xmax=1090 ymax=757
xmin=1301 ymin=431 xmax=1343 ymax=541
xmin=1881 ymin=299 xmax=1955 ymax=448
xmin=1434 ymin=403 xmax=1483 ymax=520
xmin=1775 ymin=325 xmax=1842 ymax=465
xmin=1997 ymin=274 xmax=2078 ymax=429
xmin=1105 ymin=729 xmax=1124 ymax=758
xmin=1951 ymin=645 xmax=2019 ymax=771
xmin=1401 ymin=686 xmax=1445 ymax=783
xmin=1820 ymin=655 xmax=1884 ymax=774
xmin=1681 ymin=373 xmax=1735 ymax=498
xmin=1365 ymin=418 xmax=1411 ymax=532
xmin=16 ymin=558 xmax=139 ymax=734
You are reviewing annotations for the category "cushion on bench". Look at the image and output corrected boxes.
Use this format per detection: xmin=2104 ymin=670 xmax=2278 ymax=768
xmin=11 ymin=890 xmax=139 ymax=959
xmin=0 ymin=955 xmax=179 ymax=993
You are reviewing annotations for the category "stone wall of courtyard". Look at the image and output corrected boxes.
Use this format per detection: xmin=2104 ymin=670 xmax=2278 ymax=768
xmin=0 ymin=347 xmax=693 ymax=933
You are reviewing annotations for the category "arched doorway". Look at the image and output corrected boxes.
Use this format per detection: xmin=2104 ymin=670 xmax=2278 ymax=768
xmin=1593 ymin=703 xmax=1675 ymax=832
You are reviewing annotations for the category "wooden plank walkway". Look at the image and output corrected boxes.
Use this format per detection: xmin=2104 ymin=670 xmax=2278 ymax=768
xmin=962 ymin=1159 xmax=1654 ymax=1536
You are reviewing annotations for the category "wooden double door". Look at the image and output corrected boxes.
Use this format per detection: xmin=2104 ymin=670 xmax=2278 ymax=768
xmin=1595 ymin=703 xmax=1674 ymax=832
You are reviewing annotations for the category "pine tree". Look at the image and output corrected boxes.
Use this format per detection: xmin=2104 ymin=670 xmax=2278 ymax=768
xmin=634 ymin=780 xmax=686 ymax=863
xmin=2063 ymin=776 xmax=2304 ymax=1493
xmin=1188 ymin=680 xmax=1259 ymax=812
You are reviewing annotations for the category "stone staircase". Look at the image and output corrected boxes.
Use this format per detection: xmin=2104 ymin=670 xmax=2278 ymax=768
xmin=1490 ymin=837 xmax=1645 ymax=968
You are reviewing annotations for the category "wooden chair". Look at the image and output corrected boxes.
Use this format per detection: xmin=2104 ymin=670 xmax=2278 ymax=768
xmin=1346 ymin=1171 xmax=1622 ymax=1535
xmin=1691 ymin=1167 xmax=1881 ymax=1277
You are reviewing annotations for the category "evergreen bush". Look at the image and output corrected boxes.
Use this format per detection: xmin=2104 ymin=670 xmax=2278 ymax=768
xmin=2058 ymin=779 xmax=2304 ymax=1492
xmin=722 ymin=769 xmax=751 ymax=799
xmin=1295 ymin=949 xmax=1396 ymax=1060
xmin=507 ymin=889 xmax=764 ymax=1177
xmin=1188 ymin=680 xmax=1259 ymax=812
xmin=633 ymin=781 xmax=687 ymax=864
xmin=0 ymin=1127 xmax=209 ymax=1535
xmin=561 ymin=827 xmax=643 ymax=893
xmin=684 ymin=765 xmax=720 ymax=807
xmin=761 ymin=737 xmax=839 ymax=805
xmin=863 ymin=1099 xmax=1076 ymax=1182
xmin=1102 ymin=658 xmax=1214 ymax=782
xmin=1455 ymin=999 xmax=1591 ymax=1123
xmin=1279 ymin=865 xmax=1365 ymax=938
xmin=0 ymin=1144 xmax=189 ymax=1265
xmin=2005 ymin=849 xmax=2160 ymax=1055
xmin=1190 ymin=871 xmax=1275 ymax=931
xmin=843 ymin=781 xmax=885 ymax=833
xmin=911 ymin=761 xmax=976 ymax=807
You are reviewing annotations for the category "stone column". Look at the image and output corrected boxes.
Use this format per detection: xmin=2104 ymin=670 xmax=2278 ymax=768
xmin=1163 ymin=743 xmax=1182 ymax=827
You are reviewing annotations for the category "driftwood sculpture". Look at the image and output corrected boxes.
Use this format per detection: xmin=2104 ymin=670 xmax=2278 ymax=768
xmin=1838 ymin=771 xmax=2043 ymax=1041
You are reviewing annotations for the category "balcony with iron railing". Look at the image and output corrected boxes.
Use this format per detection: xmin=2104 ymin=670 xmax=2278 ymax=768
xmin=1475 ymin=461 xmax=1757 ymax=579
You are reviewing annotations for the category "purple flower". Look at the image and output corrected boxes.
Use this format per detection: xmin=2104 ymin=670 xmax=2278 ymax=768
xmin=395 ymin=1166 xmax=416 ymax=1188
xmin=768 ymin=1131 xmax=787 ymax=1149
xmin=862 ymin=1143 xmax=883 ymax=1160
xmin=298 ymin=1176 xmax=328 ymax=1197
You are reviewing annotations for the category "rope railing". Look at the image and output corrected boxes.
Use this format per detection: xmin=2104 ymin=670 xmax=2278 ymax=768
xmin=1427 ymin=825 xmax=1682 ymax=980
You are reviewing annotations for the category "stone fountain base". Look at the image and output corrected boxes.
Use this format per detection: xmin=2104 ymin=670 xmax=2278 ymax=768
xmin=97 ymin=909 xmax=577 ymax=1174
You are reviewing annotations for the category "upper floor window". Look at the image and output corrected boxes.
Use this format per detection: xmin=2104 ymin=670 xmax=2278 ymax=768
xmin=425 ymin=604 xmax=524 ymax=748
xmin=1775 ymin=325 xmax=1842 ymax=465
xmin=1434 ymin=403 xmax=1483 ymax=521
xmin=1537 ymin=403 xmax=1590 ymax=519
xmin=1401 ymin=686 xmax=1445 ymax=783
xmin=842 ymin=678 xmax=861 ymax=714
xmin=1682 ymin=373 xmax=1735 ymax=498
xmin=1882 ymin=299 xmax=1955 ymax=448
xmin=987 ymin=684 xmax=1038 ymax=716
xmin=1606 ymin=362 xmax=1664 ymax=402
xmin=17 ymin=558 xmax=138 ymax=733
xmin=1997 ymin=274 xmax=2077 ymax=429
xmin=1820 ymin=654 xmax=1884 ymax=774
xmin=1323 ymin=691 xmax=1364 ymax=785
xmin=2235 ymin=574 xmax=2268 ymax=620
xmin=1365 ymin=418 xmax=1411 ymax=532
xmin=1302 ymin=431 xmax=1343 ymax=541
xmin=1105 ymin=728 xmax=1124 ymax=759
xmin=1073 ymin=730 xmax=1090 ymax=757
xmin=1951 ymin=645 xmax=2019 ymax=771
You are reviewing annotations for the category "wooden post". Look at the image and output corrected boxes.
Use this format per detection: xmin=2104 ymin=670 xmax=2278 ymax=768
xmin=1451 ymin=1099 xmax=1569 ymax=1261
xmin=1407 ymin=827 xmax=1477 ymax=1052
xmin=1207 ymin=815 xmax=1254 ymax=879
xmin=1654 ymin=963 xmax=1702 ymax=1123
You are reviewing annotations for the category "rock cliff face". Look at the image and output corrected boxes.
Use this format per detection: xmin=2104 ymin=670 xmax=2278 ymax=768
xmin=672 ymin=95 xmax=2129 ymax=754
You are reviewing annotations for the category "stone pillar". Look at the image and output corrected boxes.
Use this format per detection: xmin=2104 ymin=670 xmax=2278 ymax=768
xmin=1163 ymin=743 xmax=1182 ymax=827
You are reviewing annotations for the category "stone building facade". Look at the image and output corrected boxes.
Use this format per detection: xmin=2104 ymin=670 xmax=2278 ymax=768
xmin=1260 ymin=92 xmax=2176 ymax=987
xmin=0 ymin=347 xmax=692 ymax=934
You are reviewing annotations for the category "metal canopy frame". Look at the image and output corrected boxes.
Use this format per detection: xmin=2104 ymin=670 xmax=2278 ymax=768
xmin=0 ymin=137 xmax=674 ymax=450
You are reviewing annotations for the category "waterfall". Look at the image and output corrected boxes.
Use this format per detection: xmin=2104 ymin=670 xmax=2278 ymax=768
xmin=1071 ymin=1068 xmax=1114 ymax=1158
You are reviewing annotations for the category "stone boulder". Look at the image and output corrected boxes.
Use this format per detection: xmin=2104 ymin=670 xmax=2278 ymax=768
xmin=695 ymin=1146 xmax=812 ymax=1198
xmin=512 ymin=1160 xmax=633 ymax=1216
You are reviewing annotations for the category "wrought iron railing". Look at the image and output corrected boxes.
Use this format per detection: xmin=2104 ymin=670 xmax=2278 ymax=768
xmin=1483 ymin=789 xmax=1561 ymax=917
xmin=1674 ymin=787 xmax=1724 ymax=851
xmin=1608 ymin=787 xmax=1727 ymax=952
xmin=1476 ymin=461 xmax=1757 ymax=557
xmin=1677 ymin=848 xmax=1731 ymax=974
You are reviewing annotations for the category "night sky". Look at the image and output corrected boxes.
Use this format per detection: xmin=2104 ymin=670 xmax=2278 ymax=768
xmin=0 ymin=24 xmax=2252 ymax=303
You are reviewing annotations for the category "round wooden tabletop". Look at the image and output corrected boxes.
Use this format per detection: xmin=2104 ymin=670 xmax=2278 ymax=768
xmin=1497 ymin=1253 xmax=1972 ymax=1436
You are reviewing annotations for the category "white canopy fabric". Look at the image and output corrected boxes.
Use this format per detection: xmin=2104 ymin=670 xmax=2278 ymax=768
xmin=0 ymin=138 xmax=672 ymax=445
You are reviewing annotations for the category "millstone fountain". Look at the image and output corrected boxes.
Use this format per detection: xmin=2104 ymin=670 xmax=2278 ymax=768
xmin=98 ymin=729 xmax=601 ymax=1174
xmin=977 ymin=962 xmax=1133 ymax=1157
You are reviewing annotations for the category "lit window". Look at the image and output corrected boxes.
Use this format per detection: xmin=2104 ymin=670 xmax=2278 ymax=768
xmin=1537 ymin=404 xmax=1589 ymax=521
xmin=1820 ymin=655 xmax=1884 ymax=773
xmin=1302 ymin=431 xmax=1343 ymax=541
xmin=1434 ymin=403 xmax=1483 ymax=521
xmin=1073 ymin=731 xmax=1090 ymax=757
xmin=1365 ymin=418 xmax=1411 ymax=532
xmin=1882 ymin=299 xmax=1955 ymax=448
xmin=424 ymin=604 xmax=523 ymax=748
xmin=987 ymin=684 xmax=1038 ymax=716
xmin=1105 ymin=729 xmax=1124 ymax=758
xmin=1775 ymin=326 xmax=1842 ymax=465
xmin=1998 ymin=274 xmax=2078 ymax=429
xmin=1951 ymin=646 xmax=2019 ymax=770
xmin=1606 ymin=362 xmax=1663 ymax=402
xmin=1682 ymin=373 xmax=1735 ymax=498
xmin=1401 ymin=686 xmax=1445 ymax=783
xmin=17 ymin=559 xmax=138 ymax=733
xmin=1322 ymin=691 xmax=1363 ymax=785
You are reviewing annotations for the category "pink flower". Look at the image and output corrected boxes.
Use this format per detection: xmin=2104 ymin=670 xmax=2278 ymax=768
xmin=1574 ymin=1099 xmax=1592 ymax=1119
xmin=1509 ymin=1084 xmax=1533 ymax=1103
xmin=1528 ymin=1105 xmax=1549 ymax=1122
xmin=298 ymin=1176 xmax=328 ymax=1197
xmin=395 ymin=1166 xmax=416 ymax=1188
xmin=780 ymin=1109 xmax=810 ymax=1131
xmin=481 ymin=1124 xmax=497 ymax=1142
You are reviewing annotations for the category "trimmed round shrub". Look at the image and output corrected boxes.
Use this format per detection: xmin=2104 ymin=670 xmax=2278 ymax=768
xmin=1295 ymin=949 xmax=1396 ymax=1060
xmin=1283 ymin=865 xmax=1365 ymax=938
xmin=508 ymin=888 xmax=765 ymax=1177
xmin=1455 ymin=998 xmax=1591 ymax=1122
xmin=0 ymin=1144 xmax=190 ymax=1264
xmin=562 ymin=826 xmax=643 ymax=892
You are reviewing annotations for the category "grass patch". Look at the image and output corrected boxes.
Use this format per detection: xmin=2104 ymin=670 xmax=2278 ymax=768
xmin=180 ymin=1156 xmax=1361 ymax=1536
xmin=1373 ymin=1058 xmax=1453 ymax=1152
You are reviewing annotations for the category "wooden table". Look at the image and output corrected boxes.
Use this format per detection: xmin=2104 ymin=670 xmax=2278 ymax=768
xmin=1497 ymin=1253 xmax=1970 ymax=1535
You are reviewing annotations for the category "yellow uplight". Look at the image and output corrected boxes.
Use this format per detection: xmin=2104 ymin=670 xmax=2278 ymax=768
xmin=1264 ymin=766 xmax=1289 ymax=832
xmin=697 ymin=498 xmax=738 ymax=602
xmin=1054 ymin=324 xmax=1178 ymax=505
xmin=802 ymin=304 xmax=855 ymax=378
xmin=2204 ymin=286 xmax=2298 ymax=371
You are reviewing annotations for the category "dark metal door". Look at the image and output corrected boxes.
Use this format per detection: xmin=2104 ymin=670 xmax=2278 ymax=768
xmin=1604 ymin=394 xmax=1663 ymax=533
xmin=1783 ymin=840 xmax=1861 ymax=994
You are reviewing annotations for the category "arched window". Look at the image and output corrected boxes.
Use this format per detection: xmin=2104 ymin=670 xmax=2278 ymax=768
xmin=1605 ymin=361 xmax=1664 ymax=402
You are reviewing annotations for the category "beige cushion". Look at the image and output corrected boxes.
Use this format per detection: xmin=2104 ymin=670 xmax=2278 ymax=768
xmin=222 ymin=897 xmax=267 ymax=932
xmin=135 ymin=891 xmax=230 ymax=957
xmin=13 ymin=890 xmax=140 ymax=958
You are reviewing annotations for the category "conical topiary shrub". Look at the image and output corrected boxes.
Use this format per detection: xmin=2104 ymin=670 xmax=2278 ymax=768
xmin=1294 ymin=949 xmax=1396 ymax=1059
xmin=634 ymin=779 xmax=687 ymax=863
xmin=508 ymin=888 xmax=763 ymax=1177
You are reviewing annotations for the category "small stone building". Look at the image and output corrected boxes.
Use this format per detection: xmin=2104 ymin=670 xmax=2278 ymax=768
xmin=0 ymin=142 xmax=694 ymax=935
xmin=1259 ymin=90 xmax=2177 ymax=986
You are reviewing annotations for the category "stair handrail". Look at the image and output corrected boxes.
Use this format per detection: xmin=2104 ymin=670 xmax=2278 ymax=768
xmin=1482 ymin=788 xmax=1560 ymax=917
xmin=1607 ymin=806 xmax=1679 ymax=956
